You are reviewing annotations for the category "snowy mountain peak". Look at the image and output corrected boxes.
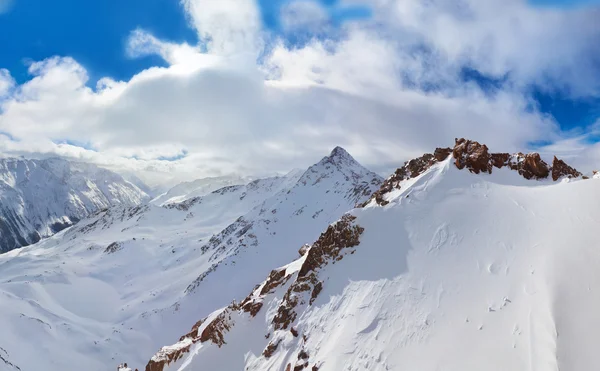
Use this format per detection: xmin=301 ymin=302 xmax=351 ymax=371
xmin=319 ymin=146 xmax=360 ymax=168
xmin=329 ymin=145 xmax=352 ymax=159
xmin=365 ymin=138 xmax=583 ymax=207
xmin=142 ymin=138 xmax=600 ymax=371
xmin=297 ymin=147 xmax=381 ymax=200
xmin=0 ymin=157 xmax=149 ymax=252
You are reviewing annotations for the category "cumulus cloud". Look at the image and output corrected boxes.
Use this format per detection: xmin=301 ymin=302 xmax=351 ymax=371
xmin=181 ymin=0 xmax=263 ymax=56
xmin=0 ymin=69 xmax=14 ymax=97
xmin=279 ymin=0 xmax=329 ymax=31
xmin=0 ymin=0 xmax=598 ymax=186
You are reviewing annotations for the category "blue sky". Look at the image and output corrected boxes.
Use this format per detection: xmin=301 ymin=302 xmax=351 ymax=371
xmin=0 ymin=0 xmax=595 ymax=132
xmin=0 ymin=0 xmax=370 ymax=84
xmin=0 ymin=0 xmax=196 ymax=84
xmin=0 ymin=0 xmax=599 ymax=182
xmin=0 ymin=0 xmax=594 ymax=133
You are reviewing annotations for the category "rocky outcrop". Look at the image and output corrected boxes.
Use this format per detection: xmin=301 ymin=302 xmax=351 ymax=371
xmin=146 ymin=214 xmax=364 ymax=371
xmin=551 ymin=156 xmax=582 ymax=181
xmin=364 ymin=138 xmax=582 ymax=207
xmin=453 ymin=138 xmax=551 ymax=179
xmin=364 ymin=148 xmax=452 ymax=206
xmin=453 ymin=138 xmax=493 ymax=174
xmin=272 ymin=214 xmax=364 ymax=331
xmin=104 ymin=242 xmax=122 ymax=254
xmin=145 ymin=306 xmax=238 ymax=371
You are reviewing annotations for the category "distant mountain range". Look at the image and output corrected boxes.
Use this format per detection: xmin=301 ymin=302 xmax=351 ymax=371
xmin=0 ymin=157 xmax=149 ymax=252
xmin=1 ymin=142 xmax=598 ymax=371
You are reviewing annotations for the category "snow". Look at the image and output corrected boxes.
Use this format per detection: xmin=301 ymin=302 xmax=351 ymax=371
xmin=0 ymin=157 xmax=149 ymax=252
xmin=0 ymin=147 xmax=381 ymax=371
xmin=5 ymin=145 xmax=600 ymax=371
xmin=153 ymin=156 xmax=600 ymax=371
xmin=150 ymin=175 xmax=253 ymax=206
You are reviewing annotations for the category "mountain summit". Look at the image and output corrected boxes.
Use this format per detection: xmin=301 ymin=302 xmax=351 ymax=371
xmin=0 ymin=147 xmax=382 ymax=371
xmin=145 ymin=139 xmax=599 ymax=371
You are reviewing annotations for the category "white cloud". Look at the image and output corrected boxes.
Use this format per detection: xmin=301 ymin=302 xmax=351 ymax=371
xmin=279 ymin=0 xmax=329 ymax=31
xmin=0 ymin=0 xmax=597 ymax=185
xmin=372 ymin=0 xmax=600 ymax=95
xmin=0 ymin=69 xmax=14 ymax=97
xmin=180 ymin=0 xmax=263 ymax=57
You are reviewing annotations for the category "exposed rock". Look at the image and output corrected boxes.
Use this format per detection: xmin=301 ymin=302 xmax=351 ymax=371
xmin=298 ymin=244 xmax=310 ymax=256
xmin=364 ymin=138 xmax=583 ymax=208
xmin=434 ymin=147 xmax=452 ymax=162
xmin=552 ymin=156 xmax=582 ymax=181
xmin=490 ymin=153 xmax=511 ymax=168
xmin=146 ymin=338 xmax=194 ymax=371
xmin=362 ymin=148 xmax=451 ymax=207
xmin=452 ymin=138 xmax=492 ymax=174
xmin=273 ymin=214 xmax=364 ymax=330
xmin=259 ymin=269 xmax=289 ymax=296
xmin=179 ymin=319 xmax=205 ymax=342
xmin=104 ymin=242 xmax=122 ymax=254
xmin=145 ymin=307 xmax=237 ymax=371
xmin=263 ymin=339 xmax=281 ymax=358
xmin=511 ymin=153 xmax=550 ymax=180
xmin=199 ymin=308 xmax=236 ymax=347
xmin=241 ymin=301 xmax=263 ymax=317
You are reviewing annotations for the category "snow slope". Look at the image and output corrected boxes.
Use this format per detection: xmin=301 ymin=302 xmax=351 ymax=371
xmin=147 ymin=140 xmax=600 ymax=371
xmin=0 ymin=157 xmax=149 ymax=252
xmin=150 ymin=175 xmax=255 ymax=206
xmin=0 ymin=147 xmax=381 ymax=371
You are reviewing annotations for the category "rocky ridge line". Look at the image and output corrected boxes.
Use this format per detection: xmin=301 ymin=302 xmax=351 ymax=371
xmin=144 ymin=214 xmax=363 ymax=371
xmin=364 ymin=138 xmax=583 ymax=207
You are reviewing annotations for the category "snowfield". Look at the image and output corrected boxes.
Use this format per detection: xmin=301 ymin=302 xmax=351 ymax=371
xmin=0 ymin=148 xmax=381 ymax=371
xmin=147 ymin=142 xmax=600 ymax=371
xmin=1 ymin=141 xmax=599 ymax=371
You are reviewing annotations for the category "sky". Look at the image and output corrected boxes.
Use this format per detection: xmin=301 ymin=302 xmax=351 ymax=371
xmin=0 ymin=0 xmax=599 ymax=186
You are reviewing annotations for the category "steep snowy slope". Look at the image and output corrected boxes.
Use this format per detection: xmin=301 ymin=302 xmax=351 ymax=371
xmin=0 ymin=147 xmax=381 ymax=371
xmin=0 ymin=157 xmax=149 ymax=252
xmin=147 ymin=139 xmax=600 ymax=371
xmin=151 ymin=175 xmax=255 ymax=206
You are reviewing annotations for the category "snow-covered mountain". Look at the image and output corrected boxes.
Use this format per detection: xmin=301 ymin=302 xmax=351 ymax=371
xmin=0 ymin=157 xmax=149 ymax=252
xmin=150 ymin=175 xmax=255 ymax=206
xmin=0 ymin=147 xmax=382 ymax=371
xmin=145 ymin=139 xmax=600 ymax=371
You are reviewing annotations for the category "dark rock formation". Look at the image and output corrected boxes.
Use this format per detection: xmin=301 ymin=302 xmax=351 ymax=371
xmin=552 ymin=156 xmax=582 ymax=181
xmin=273 ymin=214 xmax=363 ymax=331
xmin=363 ymin=138 xmax=582 ymax=208
xmin=364 ymin=148 xmax=452 ymax=207
xmin=453 ymin=138 xmax=492 ymax=174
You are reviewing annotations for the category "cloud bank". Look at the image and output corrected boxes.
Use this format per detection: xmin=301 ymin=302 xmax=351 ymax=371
xmin=0 ymin=0 xmax=598 ymax=186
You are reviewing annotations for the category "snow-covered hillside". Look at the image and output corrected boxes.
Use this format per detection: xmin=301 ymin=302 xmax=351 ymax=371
xmin=0 ymin=147 xmax=382 ymax=371
xmin=146 ymin=139 xmax=600 ymax=371
xmin=0 ymin=158 xmax=149 ymax=252
xmin=150 ymin=175 xmax=256 ymax=206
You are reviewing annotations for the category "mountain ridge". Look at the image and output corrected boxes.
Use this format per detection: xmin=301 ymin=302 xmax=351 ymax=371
xmin=144 ymin=138 xmax=597 ymax=371
xmin=0 ymin=146 xmax=382 ymax=371
xmin=0 ymin=157 xmax=149 ymax=252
